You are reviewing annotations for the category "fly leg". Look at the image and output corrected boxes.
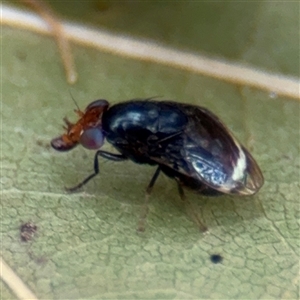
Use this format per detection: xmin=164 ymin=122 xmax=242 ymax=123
xmin=176 ymin=181 xmax=208 ymax=232
xmin=66 ymin=151 xmax=127 ymax=192
xmin=137 ymin=166 xmax=161 ymax=232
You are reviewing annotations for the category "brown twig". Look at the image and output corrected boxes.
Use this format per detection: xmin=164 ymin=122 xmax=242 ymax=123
xmin=21 ymin=0 xmax=78 ymax=84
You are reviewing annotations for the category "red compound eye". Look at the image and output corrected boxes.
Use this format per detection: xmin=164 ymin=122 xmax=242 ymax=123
xmin=79 ymin=127 xmax=104 ymax=150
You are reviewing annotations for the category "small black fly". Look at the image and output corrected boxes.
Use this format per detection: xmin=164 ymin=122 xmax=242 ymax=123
xmin=51 ymin=99 xmax=264 ymax=230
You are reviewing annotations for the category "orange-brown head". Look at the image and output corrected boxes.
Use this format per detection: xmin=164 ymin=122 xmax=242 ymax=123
xmin=51 ymin=100 xmax=109 ymax=151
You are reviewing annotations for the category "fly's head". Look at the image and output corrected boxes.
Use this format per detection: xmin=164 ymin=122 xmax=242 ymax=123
xmin=51 ymin=100 xmax=109 ymax=151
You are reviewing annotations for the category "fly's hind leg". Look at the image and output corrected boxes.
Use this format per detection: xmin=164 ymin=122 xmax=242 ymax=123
xmin=176 ymin=181 xmax=208 ymax=232
xmin=137 ymin=167 xmax=161 ymax=233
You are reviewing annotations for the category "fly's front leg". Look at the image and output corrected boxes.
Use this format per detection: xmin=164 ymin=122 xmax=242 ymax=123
xmin=176 ymin=181 xmax=208 ymax=233
xmin=66 ymin=150 xmax=127 ymax=192
xmin=137 ymin=166 xmax=161 ymax=232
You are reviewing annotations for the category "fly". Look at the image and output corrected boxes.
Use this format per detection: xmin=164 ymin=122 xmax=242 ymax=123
xmin=51 ymin=99 xmax=264 ymax=230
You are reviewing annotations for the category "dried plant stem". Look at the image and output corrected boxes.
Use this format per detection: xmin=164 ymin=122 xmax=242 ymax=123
xmin=21 ymin=0 xmax=78 ymax=84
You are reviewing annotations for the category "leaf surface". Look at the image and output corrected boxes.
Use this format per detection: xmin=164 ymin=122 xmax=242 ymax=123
xmin=1 ymin=2 xmax=299 ymax=299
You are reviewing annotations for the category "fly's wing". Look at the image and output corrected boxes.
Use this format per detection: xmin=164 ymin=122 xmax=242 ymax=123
xmin=149 ymin=103 xmax=264 ymax=196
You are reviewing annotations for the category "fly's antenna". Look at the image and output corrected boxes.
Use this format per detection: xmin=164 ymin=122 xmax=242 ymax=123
xmin=68 ymin=90 xmax=81 ymax=111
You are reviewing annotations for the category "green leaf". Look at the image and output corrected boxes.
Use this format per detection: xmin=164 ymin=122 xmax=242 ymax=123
xmin=1 ymin=2 xmax=299 ymax=299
